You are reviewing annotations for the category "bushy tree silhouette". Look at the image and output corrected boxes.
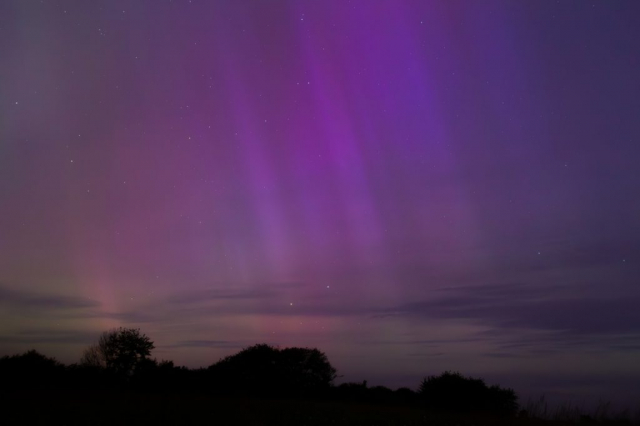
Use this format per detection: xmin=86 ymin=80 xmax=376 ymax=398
xmin=208 ymin=344 xmax=337 ymax=396
xmin=81 ymin=327 xmax=154 ymax=375
xmin=419 ymin=371 xmax=518 ymax=415
xmin=278 ymin=347 xmax=337 ymax=392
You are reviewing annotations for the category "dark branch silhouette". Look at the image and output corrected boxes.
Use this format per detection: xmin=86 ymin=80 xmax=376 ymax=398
xmin=80 ymin=327 xmax=154 ymax=375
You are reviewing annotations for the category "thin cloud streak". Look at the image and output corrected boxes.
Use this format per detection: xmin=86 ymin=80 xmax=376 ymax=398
xmin=0 ymin=284 xmax=100 ymax=311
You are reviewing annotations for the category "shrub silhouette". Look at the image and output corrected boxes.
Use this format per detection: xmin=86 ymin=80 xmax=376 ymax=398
xmin=0 ymin=350 xmax=65 ymax=389
xmin=331 ymin=382 xmax=418 ymax=405
xmin=208 ymin=344 xmax=336 ymax=397
xmin=80 ymin=327 xmax=154 ymax=376
xmin=419 ymin=371 xmax=518 ymax=415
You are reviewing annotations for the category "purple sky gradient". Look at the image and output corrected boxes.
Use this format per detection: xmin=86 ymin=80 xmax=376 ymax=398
xmin=1 ymin=0 xmax=640 ymax=406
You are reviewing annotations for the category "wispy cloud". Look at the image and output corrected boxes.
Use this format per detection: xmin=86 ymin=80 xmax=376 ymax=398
xmin=378 ymin=281 xmax=640 ymax=336
xmin=0 ymin=329 xmax=96 ymax=346
xmin=0 ymin=283 xmax=100 ymax=311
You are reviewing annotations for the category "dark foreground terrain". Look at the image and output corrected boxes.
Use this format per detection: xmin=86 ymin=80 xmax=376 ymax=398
xmin=3 ymin=390 xmax=636 ymax=426
xmin=2 ymin=343 xmax=637 ymax=425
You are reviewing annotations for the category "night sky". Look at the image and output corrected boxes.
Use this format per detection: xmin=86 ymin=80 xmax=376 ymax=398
xmin=1 ymin=0 xmax=640 ymax=406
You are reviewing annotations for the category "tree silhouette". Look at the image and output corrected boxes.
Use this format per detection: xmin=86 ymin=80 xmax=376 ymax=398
xmin=80 ymin=343 xmax=104 ymax=368
xmin=81 ymin=327 xmax=154 ymax=375
xmin=208 ymin=344 xmax=337 ymax=396
xmin=279 ymin=347 xmax=337 ymax=392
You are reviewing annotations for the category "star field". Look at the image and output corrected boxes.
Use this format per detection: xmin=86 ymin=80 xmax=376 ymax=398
xmin=1 ymin=0 xmax=640 ymax=406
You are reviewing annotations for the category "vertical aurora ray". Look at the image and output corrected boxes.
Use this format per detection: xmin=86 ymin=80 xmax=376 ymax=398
xmin=2 ymin=0 xmax=640 ymax=406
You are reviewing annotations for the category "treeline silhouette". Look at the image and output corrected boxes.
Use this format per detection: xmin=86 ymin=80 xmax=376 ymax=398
xmin=0 ymin=328 xmax=518 ymax=416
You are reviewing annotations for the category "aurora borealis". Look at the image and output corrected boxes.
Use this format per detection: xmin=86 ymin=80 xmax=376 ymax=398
xmin=1 ymin=0 xmax=640 ymax=405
